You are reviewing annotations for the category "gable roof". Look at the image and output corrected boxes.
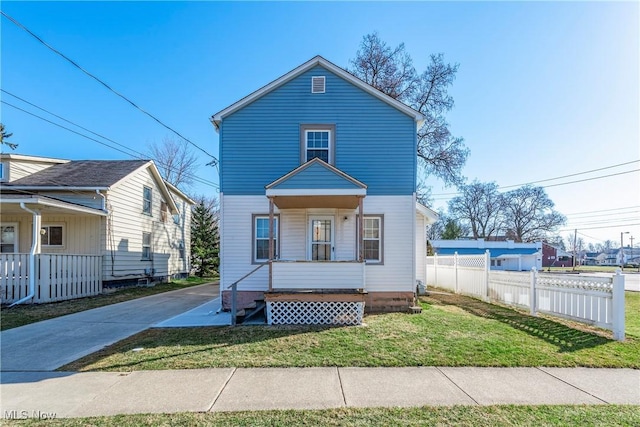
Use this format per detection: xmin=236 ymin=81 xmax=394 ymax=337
xmin=6 ymin=160 xmax=149 ymax=188
xmin=266 ymin=158 xmax=367 ymax=191
xmin=211 ymin=55 xmax=424 ymax=128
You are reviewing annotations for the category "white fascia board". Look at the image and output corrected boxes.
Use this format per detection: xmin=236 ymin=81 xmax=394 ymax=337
xmin=1 ymin=196 xmax=107 ymax=216
xmin=416 ymin=202 xmax=439 ymax=223
xmin=212 ymin=56 xmax=424 ymax=125
xmin=266 ymin=188 xmax=367 ymax=197
xmin=4 ymin=186 xmax=109 ymax=191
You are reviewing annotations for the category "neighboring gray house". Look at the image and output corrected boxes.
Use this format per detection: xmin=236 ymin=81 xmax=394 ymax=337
xmin=211 ymin=56 xmax=439 ymax=324
xmin=0 ymin=154 xmax=194 ymax=304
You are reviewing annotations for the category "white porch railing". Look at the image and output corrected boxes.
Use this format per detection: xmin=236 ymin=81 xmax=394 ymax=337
xmin=271 ymin=260 xmax=365 ymax=290
xmin=1 ymin=254 xmax=102 ymax=304
xmin=426 ymin=252 xmax=626 ymax=341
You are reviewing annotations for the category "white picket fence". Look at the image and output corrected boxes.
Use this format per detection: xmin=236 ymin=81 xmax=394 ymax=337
xmin=1 ymin=253 xmax=102 ymax=304
xmin=425 ymin=252 xmax=626 ymax=341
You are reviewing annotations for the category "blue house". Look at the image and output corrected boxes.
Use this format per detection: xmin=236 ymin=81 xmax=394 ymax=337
xmin=211 ymin=56 xmax=438 ymax=324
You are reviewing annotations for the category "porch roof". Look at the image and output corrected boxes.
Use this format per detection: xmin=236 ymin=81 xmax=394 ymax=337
xmin=0 ymin=195 xmax=107 ymax=216
xmin=265 ymin=158 xmax=366 ymax=209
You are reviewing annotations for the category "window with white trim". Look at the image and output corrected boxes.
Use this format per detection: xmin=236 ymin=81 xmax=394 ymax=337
xmin=361 ymin=216 xmax=383 ymax=263
xmin=253 ymin=215 xmax=279 ymax=263
xmin=300 ymin=124 xmax=335 ymax=165
xmin=143 ymin=186 xmax=152 ymax=215
xmin=41 ymin=225 xmax=64 ymax=247
xmin=142 ymin=232 xmax=152 ymax=260
xmin=1 ymin=223 xmax=18 ymax=253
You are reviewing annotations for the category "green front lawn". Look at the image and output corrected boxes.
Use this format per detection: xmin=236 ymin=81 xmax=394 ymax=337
xmin=61 ymin=291 xmax=640 ymax=371
xmin=0 ymin=276 xmax=218 ymax=331
xmin=6 ymin=405 xmax=640 ymax=426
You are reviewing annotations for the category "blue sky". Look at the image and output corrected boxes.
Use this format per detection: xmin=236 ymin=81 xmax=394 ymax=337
xmin=1 ymin=1 xmax=638 ymax=248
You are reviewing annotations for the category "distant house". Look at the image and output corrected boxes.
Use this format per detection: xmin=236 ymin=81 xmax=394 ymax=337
xmin=211 ymin=55 xmax=439 ymax=324
xmin=430 ymin=239 xmax=542 ymax=271
xmin=541 ymin=242 xmax=573 ymax=268
xmin=0 ymin=154 xmax=194 ymax=304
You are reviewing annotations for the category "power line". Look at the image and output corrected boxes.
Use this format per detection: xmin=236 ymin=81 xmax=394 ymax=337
xmin=2 ymin=100 xmax=219 ymax=190
xmin=564 ymin=206 xmax=640 ymax=216
xmin=1 ymin=10 xmax=218 ymax=166
xmin=1 ymin=90 xmax=219 ymax=189
xmin=431 ymin=160 xmax=640 ymax=198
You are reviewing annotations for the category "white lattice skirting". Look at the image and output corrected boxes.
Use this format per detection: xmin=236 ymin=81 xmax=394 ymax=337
xmin=266 ymin=301 xmax=364 ymax=325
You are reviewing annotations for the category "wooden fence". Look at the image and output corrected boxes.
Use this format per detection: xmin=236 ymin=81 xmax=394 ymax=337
xmin=0 ymin=254 xmax=102 ymax=304
xmin=426 ymin=252 xmax=626 ymax=341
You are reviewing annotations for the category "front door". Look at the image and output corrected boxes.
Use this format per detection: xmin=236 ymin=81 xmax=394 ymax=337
xmin=309 ymin=216 xmax=333 ymax=261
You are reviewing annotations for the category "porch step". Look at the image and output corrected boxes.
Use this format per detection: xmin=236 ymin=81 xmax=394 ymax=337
xmin=236 ymin=299 xmax=266 ymax=324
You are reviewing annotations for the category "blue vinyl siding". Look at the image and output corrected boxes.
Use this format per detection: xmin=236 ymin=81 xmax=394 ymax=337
xmin=271 ymin=162 xmax=363 ymax=190
xmin=220 ymin=65 xmax=416 ymax=195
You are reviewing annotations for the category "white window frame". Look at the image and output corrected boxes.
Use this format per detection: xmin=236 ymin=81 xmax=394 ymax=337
xmin=305 ymin=129 xmax=331 ymax=164
xmin=359 ymin=215 xmax=383 ymax=264
xmin=142 ymin=232 xmax=152 ymax=260
xmin=41 ymin=224 xmax=65 ymax=248
xmin=0 ymin=222 xmax=19 ymax=253
xmin=143 ymin=186 xmax=153 ymax=215
xmin=300 ymin=124 xmax=335 ymax=165
xmin=253 ymin=215 xmax=279 ymax=264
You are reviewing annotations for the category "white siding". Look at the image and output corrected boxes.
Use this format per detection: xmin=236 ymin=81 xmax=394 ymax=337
xmin=103 ymin=166 xmax=190 ymax=281
xmin=415 ymin=212 xmax=426 ymax=285
xmin=221 ymin=195 xmax=270 ymax=290
xmin=6 ymin=158 xmax=63 ymax=182
xmin=363 ymin=196 xmax=415 ymax=292
xmin=0 ymin=214 xmax=100 ymax=255
xmin=222 ymin=194 xmax=415 ymax=293
xmin=272 ymin=261 xmax=364 ymax=289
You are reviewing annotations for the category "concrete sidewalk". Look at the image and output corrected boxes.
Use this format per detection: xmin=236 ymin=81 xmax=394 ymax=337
xmin=1 ymin=283 xmax=218 ymax=371
xmin=1 ymin=367 xmax=639 ymax=419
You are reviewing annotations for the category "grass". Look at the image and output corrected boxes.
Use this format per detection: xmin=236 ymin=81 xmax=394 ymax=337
xmin=0 ymin=276 xmax=218 ymax=331
xmin=60 ymin=291 xmax=640 ymax=372
xmin=5 ymin=405 xmax=640 ymax=426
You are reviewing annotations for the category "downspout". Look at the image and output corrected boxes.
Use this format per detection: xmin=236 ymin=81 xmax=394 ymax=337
xmin=10 ymin=203 xmax=41 ymax=307
xmin=96 ymin=189 xmax=106 ymax=211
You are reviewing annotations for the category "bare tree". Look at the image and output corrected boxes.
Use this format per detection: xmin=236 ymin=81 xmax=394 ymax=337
xmin=148 ymin=137 xmax=198 ymax=191
xmin=448 ymin=181 xmax=505 ymax=239
xmin=349 ymin=33 xmax=469 ymax=187
xmin=0 ymin=123 xmax=18 ymax=150
xmin=502 ymin=185 xmax=566 ymax=242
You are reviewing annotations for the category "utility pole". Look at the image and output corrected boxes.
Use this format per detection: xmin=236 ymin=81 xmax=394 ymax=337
xmin=572 ymin=229 xmax=577 ymax=271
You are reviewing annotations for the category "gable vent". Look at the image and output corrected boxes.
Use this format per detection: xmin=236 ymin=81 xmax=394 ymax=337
xmin=311 ymin=76 xmax=325 ymax=93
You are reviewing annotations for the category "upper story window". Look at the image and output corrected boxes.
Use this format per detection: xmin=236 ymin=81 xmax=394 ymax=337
xmin=143 ymin=186 xmax=152 ymax=215
xmin=0 ymin=162 xmax=7 ymax=182
xmin=300 ymin=124 xmax=335 ymax=165
xmin=41 ymin=225 xmax=64 ymax=247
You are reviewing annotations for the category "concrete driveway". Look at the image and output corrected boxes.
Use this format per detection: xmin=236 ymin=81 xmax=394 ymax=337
xmin=1 ymin=283 xmax=218 ymax=372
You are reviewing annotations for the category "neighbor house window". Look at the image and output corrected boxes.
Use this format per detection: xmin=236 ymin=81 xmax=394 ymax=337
xmin=143 ymin=186 xmax=152 ymax=215
xmin=160 ymin=201 xmax=168 ymax=222
xmin=253 ymin=215 xmax=279 ymax=263
xmin=1 ymin=224 xmax=17 ymax=253
xmin=359 ymin=216 xmax=383 ymax=263
xmin=300 ymin=124 xmax=335 ymax=165
xmin=142 ymin=232 xmax=152 ymax=260
xmin=0 ymin=163 xmax=6 ymax=182
xmin=41 ymin=225 xmax=64 ymax=247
